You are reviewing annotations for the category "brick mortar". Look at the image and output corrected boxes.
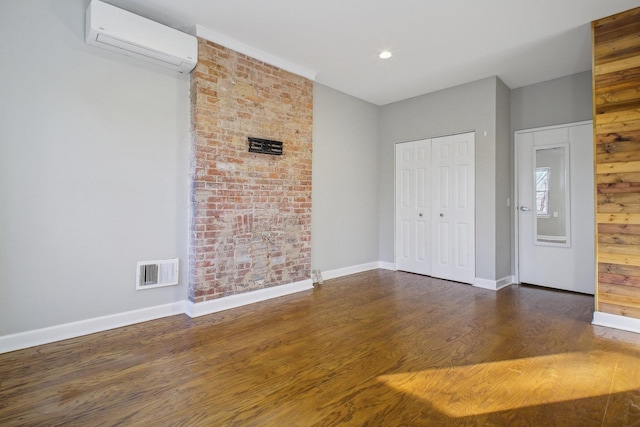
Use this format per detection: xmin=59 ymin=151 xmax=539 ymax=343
xmin=189 ymin=39 xmax=313 ymax=302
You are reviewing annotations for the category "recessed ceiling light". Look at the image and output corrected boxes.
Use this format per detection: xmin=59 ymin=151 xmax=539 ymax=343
xmin=379 ymin=50 xmax=392 ymax=59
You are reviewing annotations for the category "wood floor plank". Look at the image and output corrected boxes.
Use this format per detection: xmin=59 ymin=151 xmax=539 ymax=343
xmin=1 ymin=270 xmax=640 ymax=426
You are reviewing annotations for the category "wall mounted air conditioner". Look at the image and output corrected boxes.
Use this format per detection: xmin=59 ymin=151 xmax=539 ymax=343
xmin=85 ymin=0 xmax=197 ymax=73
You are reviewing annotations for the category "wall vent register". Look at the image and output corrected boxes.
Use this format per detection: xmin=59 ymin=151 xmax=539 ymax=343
xmin=136 ymin=258 xmax=179 ymax=290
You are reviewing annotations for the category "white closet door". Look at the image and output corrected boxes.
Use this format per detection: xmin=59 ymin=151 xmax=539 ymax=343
xmin=432 ymin=132 xmax=475 ymax=284
xmin=395 ymin=139 xmax=431 ymax=275
xmin=395 ymin=132 xmax=475 ymax=284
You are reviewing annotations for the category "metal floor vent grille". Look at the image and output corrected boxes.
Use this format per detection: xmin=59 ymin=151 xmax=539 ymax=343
xmin=136 ymin=258 xmax=179 ymax=290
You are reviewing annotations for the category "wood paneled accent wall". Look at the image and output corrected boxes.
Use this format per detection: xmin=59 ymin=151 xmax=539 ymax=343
xmin=593 ymin=7 xmax=640 ymax=319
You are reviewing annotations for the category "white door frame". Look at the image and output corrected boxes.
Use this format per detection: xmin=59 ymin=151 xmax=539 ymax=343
xmin=513 ymin=120 xmax=593 ymax=285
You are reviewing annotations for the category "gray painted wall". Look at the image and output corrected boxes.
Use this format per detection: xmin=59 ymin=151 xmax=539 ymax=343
xmin=378 ymin=77 xmax=506 ymax=281
xmin=510 ymin=71 xmax=592 ymax=276
xmin=0 ymin=0 xmax=595 ymax=339
xmin=312 ymin=84 xmax=379 ymax=272
xmin=0 ymin=0 xmax=189 ymax=335
xmin=495 ymin=78 xmax=512 ymax=279
xmin=379 ymin=73 xmax=591 ymax=282
xmin=511 ymin=71 xmax=593 ymax=132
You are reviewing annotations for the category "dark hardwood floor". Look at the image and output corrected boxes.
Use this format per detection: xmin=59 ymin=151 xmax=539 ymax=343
xmin=1 ymin=270 xmax=640 ymax=426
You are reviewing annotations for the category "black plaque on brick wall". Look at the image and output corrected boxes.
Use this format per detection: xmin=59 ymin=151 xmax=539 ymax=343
xmin=248 ymin=137 xmax=283 ymax=155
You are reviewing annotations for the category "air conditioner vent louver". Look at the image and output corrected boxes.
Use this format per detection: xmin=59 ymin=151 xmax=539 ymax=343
xmin=136 ymin=259 xmax=179 ymax=290
xmin=85 ymin=0 xmax=197 ymax=73
xmin=95 ymin=33 xmax=183 ymax=66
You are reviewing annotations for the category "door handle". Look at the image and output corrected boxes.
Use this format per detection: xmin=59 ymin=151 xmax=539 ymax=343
xmin=519 ymin=206 xmax=530 ymax=211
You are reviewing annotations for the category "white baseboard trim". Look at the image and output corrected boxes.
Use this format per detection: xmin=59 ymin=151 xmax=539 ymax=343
xmin=592 ymin=311 xmax=640 ymax=334
xmin=378 ymin=261 xmax=397 ymax=271
xmin=0 ymin=301 xmax=185 ymax=354
xmin=0 ymin=262 xmax=408 ymax=354
xmin=321 ymin=262 xmax=380 ymax=281
xmin=473 ymin=275 xmax=515 ymax=291
xmin=185 ymin=279 xmax=313 ymax=318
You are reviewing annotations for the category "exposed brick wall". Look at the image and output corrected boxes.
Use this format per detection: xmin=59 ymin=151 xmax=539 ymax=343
xmin=189 ymin=39 xmax=313 ymax=303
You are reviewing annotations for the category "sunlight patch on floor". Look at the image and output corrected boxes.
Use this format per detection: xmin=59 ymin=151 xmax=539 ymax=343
xmin=378 ymin=350 xmax=637 ymax=417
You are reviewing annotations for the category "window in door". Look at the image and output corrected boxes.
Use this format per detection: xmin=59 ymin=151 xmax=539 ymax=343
xmin=535 ymin=166 xmax=550 ymax=217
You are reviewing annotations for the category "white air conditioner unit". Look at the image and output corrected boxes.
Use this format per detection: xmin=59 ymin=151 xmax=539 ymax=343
xmin=85 ymin=0 xmax=197 ymax=73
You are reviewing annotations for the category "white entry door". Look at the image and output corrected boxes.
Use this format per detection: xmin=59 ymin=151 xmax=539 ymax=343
xmin=395 ymin=132 xmax=475 ymax=284
xmin=516 ymin=122 xmax=594 ymax=294
xmin=431 ymin=133 xmax=475 ymax=283
xmin=395 ymin=139 xmax=431 ymax=275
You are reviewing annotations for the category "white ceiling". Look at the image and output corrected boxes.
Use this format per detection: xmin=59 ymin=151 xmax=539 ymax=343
xmin=109 ymin=0 xmax=640 ymax=105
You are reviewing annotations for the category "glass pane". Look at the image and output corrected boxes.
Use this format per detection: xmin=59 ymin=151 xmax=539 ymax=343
xmin=536 ymin=191 xmax=548 ymax=216
xmin=535 ymin=167 xmax=550 ymax=216
xmin=536 ymin=167 xmax=549 ymax=191
xmin=535 ymin=146 xmax=569 ymax=246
